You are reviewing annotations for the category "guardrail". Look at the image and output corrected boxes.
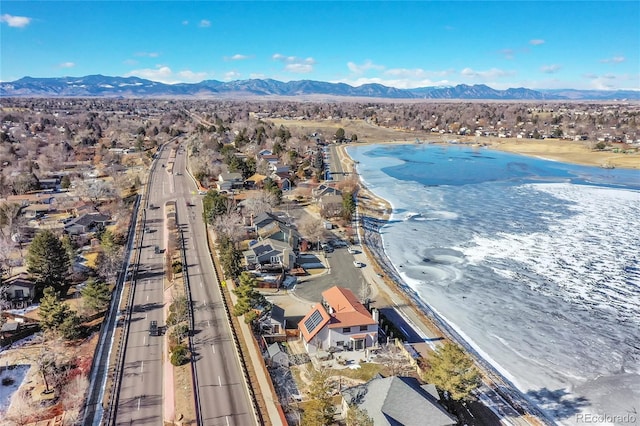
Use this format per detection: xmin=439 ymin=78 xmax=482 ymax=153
xmin=100 ymin=146 xmax=160 ymax=425
xmin=81 ymin=194 xmax=140 ymax=426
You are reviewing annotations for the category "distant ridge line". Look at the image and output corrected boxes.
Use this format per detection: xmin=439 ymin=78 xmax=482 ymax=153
xmin=1 ymin=75 xmax=638 ymax=100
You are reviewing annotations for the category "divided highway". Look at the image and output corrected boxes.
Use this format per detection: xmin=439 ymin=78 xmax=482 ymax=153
xmin=114 ymin=142 xmax=254 ymax=425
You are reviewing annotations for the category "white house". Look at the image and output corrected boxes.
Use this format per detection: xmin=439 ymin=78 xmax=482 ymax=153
xmin=299 ymin=286 xmax=378 ymax=353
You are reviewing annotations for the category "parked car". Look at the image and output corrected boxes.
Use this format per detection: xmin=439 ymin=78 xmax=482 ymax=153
xmin=353 ymin=261 xmax=364 ymax=268
xmin=348 ymin=247 xmax=359 ymax=254
xmin=154 ymin=245 xmax=160 ymax=254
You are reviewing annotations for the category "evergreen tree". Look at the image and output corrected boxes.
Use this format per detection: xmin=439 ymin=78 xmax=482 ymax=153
xmin=26 ymin=230 xmax=71 ymax=297
xmin=423 ymin=341 xmax=481 ymax=401
xmin=232 ymin=272 xmax=268 ymax=322
xmin=81 ymin=278 xmax=111 ymax=314
xmin=335 ymin=127 xmax=346 ymax=141
xmin=60 ymin=311 xmax=82 ymax=340
xmin=218 ymin=236 xmax=242 ymax=278
xmin=345 ymin=404 xmax=374 ymax=426
xmin=342 ymin=191 xmax=356 ymax=220
xmin=302 ymin=369 xmax=336 ymax=426
xmin=60 ymin=175 xmax=71 ymax=189
xmin=38 ymin=287 xmax=72 ymax=333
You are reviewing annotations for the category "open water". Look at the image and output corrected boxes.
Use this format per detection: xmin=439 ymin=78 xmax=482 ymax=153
xmin=347 ymin=143 xmax=640 ymax=425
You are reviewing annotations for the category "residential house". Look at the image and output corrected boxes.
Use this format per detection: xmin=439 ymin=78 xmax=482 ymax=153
xmin=341 ymin=375 xmax=457 ymax=426
xmin=2 ymin=274 xmax=36 ymax=308
xmin=23 ymin=203 xmax=52 ymax=218
xmin=39 ymin=177 xmax=60 ymax=191
xmin=312 ymin=184 xmax=342 ymax=201
xmin=318 ymin=194 xmax=343 ymax=218
xmin=243 ymin=238 xmax=296 ymax=271
xmin=217 ymin=172 xmax=244 ymax=192
xmin=259 ymin=154 xmax=280 ymax=165
xmin=6 ymin=193 xmax=55 ymax=207
xmin=299 ymin=286 xmax=378 ymax=353
xmin=245 ymin=173 xmax=267 ymax=189
xmin=253 ymin=212 xmax=300 ymax=248
xmin=64 ymin=212 xmax=110 ymax=235
xmin=266 ymin=342 xmax=289 ymax=368
xmin=259 ymin=304 xmax=287 ymax=342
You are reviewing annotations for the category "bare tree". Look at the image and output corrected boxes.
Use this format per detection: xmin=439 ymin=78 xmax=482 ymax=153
xmin=60 ymin=374 xmax=89 ymax=426
xmin=297 ymin=215 xmax=325 ymax=248
xmin=213 ymin=212 xmax=245 ymax=245
xmin=242 ymin=191 xmax=278 ymax=224
xmin=375 ymin=341 xmax=415 ymax=376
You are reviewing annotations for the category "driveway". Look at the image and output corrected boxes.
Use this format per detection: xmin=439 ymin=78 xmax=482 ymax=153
xmin=292 ymin=245 xmax=374 ymax=304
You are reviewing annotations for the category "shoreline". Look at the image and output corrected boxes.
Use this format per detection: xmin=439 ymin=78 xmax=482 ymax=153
xmin=348 ymin=136 xmax=640 ymax=170
xmin=336 ymin=143 xmax=557 ymax=424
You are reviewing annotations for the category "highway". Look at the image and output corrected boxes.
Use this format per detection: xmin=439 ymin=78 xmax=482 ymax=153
xmin=114 ymin=146 xmax=171 ymax=425
xmin=115 ymin=141 xmax=254 ymax=425
xmin=172 ymin=145 xmax=255 ymax=425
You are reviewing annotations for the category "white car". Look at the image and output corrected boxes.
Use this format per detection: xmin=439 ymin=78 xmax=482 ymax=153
xmin=348 ymin=247 xmax=359 ymax=254
xmin=353 ymin=261 xmax=364 ymax=268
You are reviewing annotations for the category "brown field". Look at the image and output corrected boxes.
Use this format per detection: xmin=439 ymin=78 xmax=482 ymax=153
xmin=268 ymin=118 xmax=639 ymax=169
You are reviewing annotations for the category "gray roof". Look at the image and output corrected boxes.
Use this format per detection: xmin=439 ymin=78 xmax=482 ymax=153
xmin=342 ymin=376 xmax=457 ymax=426
xmin=267 ymin=342 xmax=284 ymax=358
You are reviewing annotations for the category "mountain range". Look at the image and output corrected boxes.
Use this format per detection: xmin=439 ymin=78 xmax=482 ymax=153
xmin=1 ymin=75 xmax=638 ymax=100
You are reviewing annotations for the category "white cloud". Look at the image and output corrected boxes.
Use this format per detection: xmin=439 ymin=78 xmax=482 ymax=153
xmin=333 ymin=76 xmax=453 ymax=90
xmin=460 ymin=67 xmax=514 ymax=79
xmin=178 ymin=70 xmax=208 ymax=81
xmin=58 ymin=62 xmax=75 ymax=68
xmin=600 ymin=56 xmax=625 ymax=63
xmin=347 ymin=60 xmax=385 ymax=75
xmin=0 ymin=14 xmax=31 ymax=28
xmin=182 ymin=20 xmax=189 ymax=25
xmin=123 ymin=59 xmax=138 ymax=65
xmin=285 ymin=63 xmax=313 ymax=73
xmin=125 ymin=65 xmax=209 ymax=84
xmin=249 ymin=73 xmax=265 ymax=79
xmin=529 ymin=39 xmax=545 ymax=45
xmin=224 ymin=71 xmax=241 ymax=81
xmin=272 ymin=53 xmax=316 ymax=73
xmin=225 ymin=54 xmax=250 ymax=61
xmin=199 ymin=19 xmax=211 ymax=28
xmin=384 ymin=68 xmax=455 ymax=79
xmin=540 ymin=64 xmax=561 ymax=74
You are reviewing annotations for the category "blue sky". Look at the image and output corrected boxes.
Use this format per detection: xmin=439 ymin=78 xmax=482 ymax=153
xmin=1 ymin=1 xmax=638 ymax=90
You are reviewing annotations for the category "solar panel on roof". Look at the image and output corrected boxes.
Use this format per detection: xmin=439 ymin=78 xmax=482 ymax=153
xmin=304 ymin=309 xmax=324 ymax=334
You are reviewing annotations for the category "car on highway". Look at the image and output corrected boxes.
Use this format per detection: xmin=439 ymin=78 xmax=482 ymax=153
xmin=149 ymin=320 xmax=158 ymax=336
xmin=353 ymin=261 xmax=364 ymax=268
xmin=144 ymin=227 xmax=151 ymax=233
xmin=154 ymin=245 xmax=160 ymax=254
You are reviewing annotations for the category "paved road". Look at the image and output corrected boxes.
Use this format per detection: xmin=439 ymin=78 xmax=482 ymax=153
xmin=173 ymin=145 xmax=255 ymax=426
xmin=115 ymin=146 xmax=172 ymax=425
xmin=116 ymin=142 xmax=254 ymax=425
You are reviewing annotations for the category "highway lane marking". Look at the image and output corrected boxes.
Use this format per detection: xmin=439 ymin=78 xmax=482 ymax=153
xmin=226 ymin=416 xmax=230 ymax=426
xmin=218 ymin=376 xmax=222 ymax=386
xmin=141 ymin=361 xmax=144 ymax=374
xmin=146 ymin=295 xmax=149 ymax=301
xmin=137 ymin=397 xmax=141 ymax=410
xmin=208 ymin=320 xmax=211 ymax=327
xmin=211 ymin=344 xmax=215 ymax=354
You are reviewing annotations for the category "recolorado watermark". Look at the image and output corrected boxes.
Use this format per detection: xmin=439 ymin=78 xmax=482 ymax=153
xmin=576 ymin=412 xmax=637 ymax=424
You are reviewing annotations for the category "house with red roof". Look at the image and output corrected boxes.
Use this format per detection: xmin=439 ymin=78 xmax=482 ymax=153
xmin=299 ymin=286 xmax=378 ymax=353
